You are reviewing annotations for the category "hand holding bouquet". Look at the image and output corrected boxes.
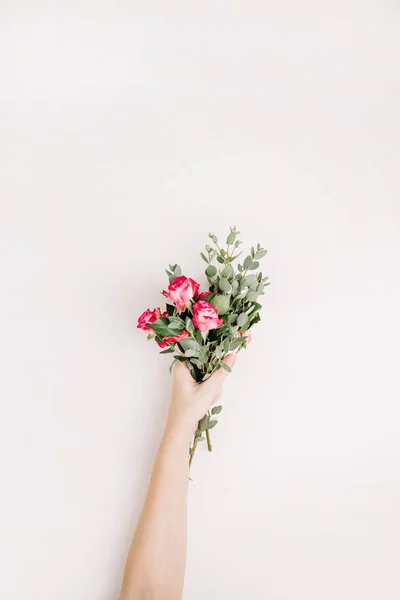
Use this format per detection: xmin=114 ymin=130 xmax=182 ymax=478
xmin=137 ymin=227 xmax=269 ymax=465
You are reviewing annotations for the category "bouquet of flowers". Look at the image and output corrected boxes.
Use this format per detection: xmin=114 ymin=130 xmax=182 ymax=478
xmin=137 ymin=227 xmax=269 ymax=465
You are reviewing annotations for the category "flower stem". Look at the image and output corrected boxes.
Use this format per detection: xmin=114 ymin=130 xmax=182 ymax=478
xmin=206 ymin=428 xmax=212 ymax=452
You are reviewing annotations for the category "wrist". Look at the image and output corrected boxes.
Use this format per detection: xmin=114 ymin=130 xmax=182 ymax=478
xmin=163 ymin=416 xmax=194 ymax=448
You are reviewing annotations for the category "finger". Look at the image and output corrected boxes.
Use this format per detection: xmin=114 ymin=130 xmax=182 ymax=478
xmin=202 ymin=353 xmax=236 ymax=394
xmin=172 ymin=360 xmax=195 ymax=387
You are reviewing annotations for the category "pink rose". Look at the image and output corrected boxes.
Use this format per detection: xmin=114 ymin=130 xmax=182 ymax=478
xmin=163 ymin=276 xmax=200 ymax=312
xmin=137 ymin=307 xmax=165 ymax=331
xmin=157 ymin=329 xmax=190 ymax=348
xmin=157 ymin=339 xmax=169 ymax=348
xmin=164 ymin=330 xmax=190 ymax=344
xmin=198 ymin=291 xmax=211 ymax=299
xmin=192 ymin=301 xmax=223 ymax=332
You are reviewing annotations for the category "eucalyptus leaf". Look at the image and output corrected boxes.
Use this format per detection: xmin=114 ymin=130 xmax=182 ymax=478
xmin=200 ymin=414 xmax=209 ymax=431
xmin=200 ymin=252 xmax=209 ymax=263
xmin=226 ymin=232 xmax=236 ymax=244
xmin=173 ymin=265 xmax=182 ymax=277
xmin=197 ymin=436 xmax=206 ymax=442
xmin=211 ymin=405 xmax=223 ymax=415
xmin=246 ymin=292 xmax=260 ymax=301
xmin=243 ymin=255 xmax=252 ymax=269
xmin=206 ymin=419 xmax=218 ymax=429
xmin=237 ymin=313 xmax=248 ymax=327
xmin=221 ymin=265 xmax=234 ymax=280
xmin=229 ymin=338 xmax=242 ymax=351
xmin=243 ymin=274 xmax=257 ymax=287
xmin=228 ymin=313 xmax=238 ymax=323
xmin=216 ymin=256 xmax=224 ymax=264
xmin=185 ymin=349 xmax=199 ymax=357
xmin=221 ymin=362 xmax=231 ymax=373
xmin=248 ymin=261 xmax=260 ymax=270
xmin=206 ymin=265 xmax=217 ymax=278
xmin=190 ymin=358 xmax=203 ymax=368
xmin=219 ymin=278 xmax=232 ymax=293
xmin=180 ymin=338 xmax=200 ymax=351
xmin=255 ymin=249 xmax=268 ymax=259
xmin=202 ymin=373 xmax=211 ymax=381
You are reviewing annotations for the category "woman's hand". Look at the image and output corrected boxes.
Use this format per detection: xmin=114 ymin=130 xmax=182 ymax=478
xmin=165 ymin=354 xmax=236 ymax=444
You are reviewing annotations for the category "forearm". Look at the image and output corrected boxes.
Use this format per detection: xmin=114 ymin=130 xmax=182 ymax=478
xmin=120 ymin=427 xmax=190 ymax=600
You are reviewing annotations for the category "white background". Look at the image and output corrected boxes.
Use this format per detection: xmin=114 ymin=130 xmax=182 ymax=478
xmin=1 ymin=2 xmax=400 ymax=599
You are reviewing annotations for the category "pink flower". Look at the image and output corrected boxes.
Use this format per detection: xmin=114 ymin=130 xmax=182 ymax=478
xmin=157 ymin=329 xmax=190 ymax=348
xmin=137 ymin=307 xmax=164 ymax=331
xmin=198 ymin=291 xmax=211 ymax=299
xmin=192 ymin=301 xmax=223 ymax=332
xmin=164 ymin=329 xmax=190 ymax=344
xmin=157 ymin=339 xmax=169 ymax=349
xmin=163 ymin=276 xmax=200 ymax=312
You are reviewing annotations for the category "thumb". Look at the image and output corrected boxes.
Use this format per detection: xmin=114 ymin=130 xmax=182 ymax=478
xmin=202 ymin=353 xmax=236 ymax=394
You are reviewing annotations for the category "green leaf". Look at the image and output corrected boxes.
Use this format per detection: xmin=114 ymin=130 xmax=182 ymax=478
xmin=173 ymin=265 xmax=182 ymax=277
xmin=221 ymin=265 xmax=234 ymax=280
xmin=206 ymin=419 xmax=218 ymax=429
xmin=216 ymin=256 xmax=224 ymax=264
xmin=190 ymin=358 xmax=203 ymax=368
xmin=159 ymin=347 xmax=174 ymax=354
xmin=169 ymin=320 xmax=184 ymax=330
xmin=180 ymin=338 xmax=200 ymax=351
xmin=185 ymin=349 xmax=199 ymax=357
xmin=211 ymin=294 xmax=231 ymax=315
xmin=229 ymin=338 xmax=242 ymax=351
xmin=201 ymin=252 xmax=209 ymax=263
xmin=206 ymin=265 xmax=217 ymax=278
xmin=215 ymin=345 xmax=223 ymax=359
xmin=243 ymin=255 xmax=252 ymax=269
xmin=243 ymin=274 xmax=257 ymax=287
xmin=202 ymin=373 xmax=211 ymax=381
xmin=247 ymin=302 xmax=262 ymax=315
xmin=226 ymin=232 xmax=236 ymax=244
xmin=231 ymin=252 xmax=243 ymax=261
xmin=246 ymin=291 xmax=260 ymax=301
xmin=199 ymin=414 xmax=209 ymax=431
xmin=249 ymin=261 xmax=260 ymax=270
xmin=219 ymin=278 xmax=232 ymax=293
xmin=149 ymin=318 xmax=184 ymax=337
xmin=237 ymin=313 xmax=248 ymax=327
xmin=185 ymin=317 xmax=195 ymax=334
xmin=228 ymin=313 xmax=238 ymax=323
xmin=255 ymin=249 xmax=268 ymax=259
xmin=197 ymin=436 xmax=206 ymax=442
xmin=211 ymin=405 xmax=223 ymax=415
xmin=189 ymin=448 xmax=194 ymax=457
xmin=195 ymin=428 xmax=202 ymax=438
xmin=221 ymin=361 xmax=231 ymax=373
